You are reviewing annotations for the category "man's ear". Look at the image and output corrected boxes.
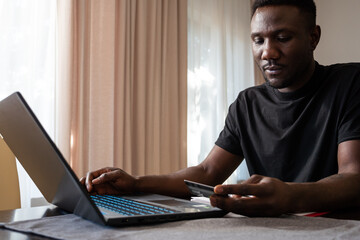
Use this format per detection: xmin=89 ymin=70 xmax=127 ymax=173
xmin=310 ymin=25 xmax=321 ymax=51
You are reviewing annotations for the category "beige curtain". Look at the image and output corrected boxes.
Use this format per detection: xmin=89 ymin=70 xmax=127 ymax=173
xmin=56 ymin=0 xmax=187 ymax=177
xmin=253 ymin=60 xmax=264 ymax=85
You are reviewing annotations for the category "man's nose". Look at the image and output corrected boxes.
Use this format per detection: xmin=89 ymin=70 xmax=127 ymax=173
xmin=261 ymin=41 xmax=280 ymax=60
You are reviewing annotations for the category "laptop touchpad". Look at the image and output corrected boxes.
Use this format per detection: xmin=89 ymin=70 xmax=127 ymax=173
xmin=150 ymin=199 xmax=211 ymax=212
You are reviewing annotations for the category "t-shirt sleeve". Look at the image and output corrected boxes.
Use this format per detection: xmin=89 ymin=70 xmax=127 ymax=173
xmin=338 ymin=68 xmax=360 ymax=143
xmin=215 ymin=101 xmax=243 ymax=156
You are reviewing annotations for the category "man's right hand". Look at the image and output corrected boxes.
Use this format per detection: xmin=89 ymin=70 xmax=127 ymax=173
xmin=80 ymin=167 xmax=137 ymax=195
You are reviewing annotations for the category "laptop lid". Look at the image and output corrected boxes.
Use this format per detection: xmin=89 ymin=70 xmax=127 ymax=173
xmin=0 ymin=92 xmax=225 ymax=226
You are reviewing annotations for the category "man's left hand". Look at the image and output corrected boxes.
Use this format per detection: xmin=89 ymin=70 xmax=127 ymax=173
xmin=210 ymin=174 xmax=292 ymax=216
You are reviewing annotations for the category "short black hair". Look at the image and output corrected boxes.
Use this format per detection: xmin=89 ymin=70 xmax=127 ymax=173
xmin=251 ymin=0 xmax=317 ymax=28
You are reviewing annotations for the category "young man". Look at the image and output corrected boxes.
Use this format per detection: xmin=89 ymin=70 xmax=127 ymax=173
xmin=81 ymin=0 xmax=360 ymax=216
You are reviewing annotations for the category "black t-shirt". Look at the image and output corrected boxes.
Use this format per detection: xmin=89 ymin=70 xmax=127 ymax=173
xmin=215 ymin=62 xmax=360 ymax=182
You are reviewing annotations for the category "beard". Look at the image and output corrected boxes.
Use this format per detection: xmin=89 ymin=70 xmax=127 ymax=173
xmin=257 ymin=59 xmax=313 ymax=91
xmin=262 ymin=73 xmax=295 ymax=90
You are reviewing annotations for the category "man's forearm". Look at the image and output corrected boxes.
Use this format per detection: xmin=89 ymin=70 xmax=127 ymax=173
xmin=133 ymin=165 xmax=215 ymax=198
xmin=133 ymin=146 xmax=242 ymax=198
xmin=288 ymin=173 xmax=360 ymax=213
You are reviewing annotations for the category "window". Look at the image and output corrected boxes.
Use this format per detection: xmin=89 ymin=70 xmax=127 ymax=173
xmin=187 ymin=0 xmax=253 ymax=182
xmin=0 ymin=0 xmax=56 ymax=207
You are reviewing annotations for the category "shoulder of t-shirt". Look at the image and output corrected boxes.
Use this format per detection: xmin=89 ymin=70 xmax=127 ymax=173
xmin=235 ymin=84 xmax=268 ymax=101
xmin=320 ymin=62 xmax=360 ymax=91
xmin=322 ymin=62 xmax=360 ymax=75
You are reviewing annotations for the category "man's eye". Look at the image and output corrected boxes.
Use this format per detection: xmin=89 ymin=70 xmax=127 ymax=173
xmin=253 ymin=38 xmax=264 ymax=45
xmin=277 ymin=36 xmax=291 ymax=42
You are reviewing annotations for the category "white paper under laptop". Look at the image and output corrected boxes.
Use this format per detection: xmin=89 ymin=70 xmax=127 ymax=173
xmin=0 ymin=92 xmax=225 ymax=226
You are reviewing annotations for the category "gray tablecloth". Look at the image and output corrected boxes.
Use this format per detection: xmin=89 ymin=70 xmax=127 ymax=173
xmin=2 ymin=213 xmax=360 ymax=240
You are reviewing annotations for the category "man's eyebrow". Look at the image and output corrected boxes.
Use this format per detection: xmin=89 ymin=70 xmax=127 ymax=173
xmin=251 ymin=29 xmax=294 ymax=38
xmin=250 ymin=32 xmax=261 ymax=38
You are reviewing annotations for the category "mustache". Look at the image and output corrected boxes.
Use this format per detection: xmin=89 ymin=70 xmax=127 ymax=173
xmin=262 ymin=61 xmax=285 ymax=70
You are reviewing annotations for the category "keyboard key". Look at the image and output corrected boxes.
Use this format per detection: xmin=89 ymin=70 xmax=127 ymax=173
xmin=90 ymin=195 xmax=177 ymax=216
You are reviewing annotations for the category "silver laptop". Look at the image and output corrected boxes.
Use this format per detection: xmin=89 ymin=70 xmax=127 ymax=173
xmin=0 ymin=92 xmax=225 ymax=226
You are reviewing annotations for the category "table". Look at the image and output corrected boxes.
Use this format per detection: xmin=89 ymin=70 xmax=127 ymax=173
xmin=0 ymin=205 xmax=66 ymax=239
xmin=1 ymin=205 xmax=360 ymax=240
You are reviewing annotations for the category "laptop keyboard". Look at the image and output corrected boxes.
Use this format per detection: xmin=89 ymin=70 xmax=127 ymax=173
xmin=91 ymin=195 xmax=177 ymax=216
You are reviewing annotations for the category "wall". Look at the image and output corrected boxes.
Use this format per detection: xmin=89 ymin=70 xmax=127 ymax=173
xmin=315 ymin=0 xmax=360 ymax=65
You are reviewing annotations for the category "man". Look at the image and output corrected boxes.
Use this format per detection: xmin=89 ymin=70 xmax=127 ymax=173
xmin=81 ymin=0 xmax=360 ymax=217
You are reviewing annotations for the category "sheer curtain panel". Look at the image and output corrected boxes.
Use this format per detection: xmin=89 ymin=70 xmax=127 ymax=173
xmin=0 ymin=0 xmax=56 ymax=207
xmin=188 ymin=0 xmax=254 ymax=183
xmin=57 ymin=0 xmax=187 ymax=177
